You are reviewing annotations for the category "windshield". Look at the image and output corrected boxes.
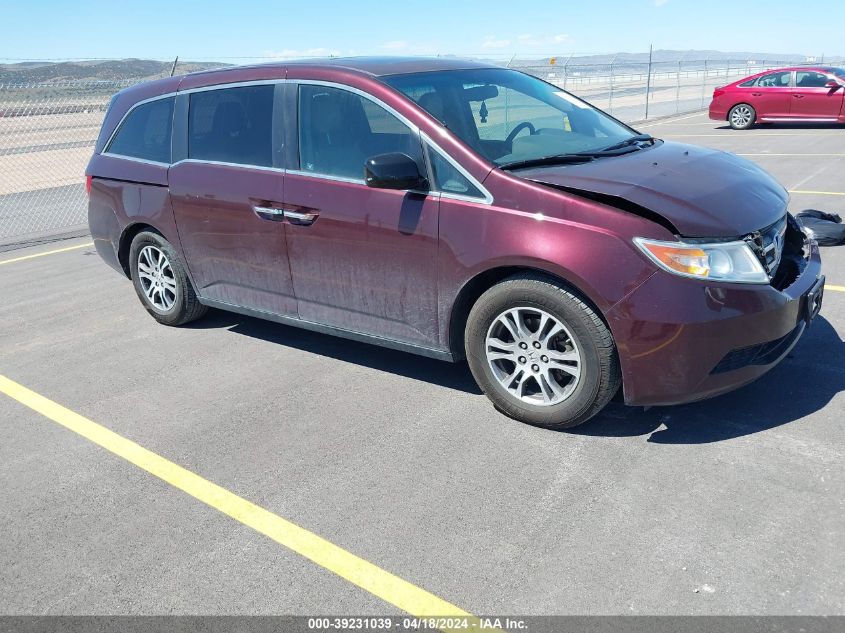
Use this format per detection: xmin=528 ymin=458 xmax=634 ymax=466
xmin=382 ymin=67 xmax=638 ymax=167
xmin=830 ymin=67 xmax=845 ymax=80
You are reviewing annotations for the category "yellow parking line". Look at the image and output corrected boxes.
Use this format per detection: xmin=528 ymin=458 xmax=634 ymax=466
xmin=0 ymin=242 xmax=93 ymax=266
xmin=827 ymin=285 xmax=845 ymax=293
xmin=789 ymin=190 xmax=845 ymax=196
xmin=0 ymin=374 xmax=479 ymax=624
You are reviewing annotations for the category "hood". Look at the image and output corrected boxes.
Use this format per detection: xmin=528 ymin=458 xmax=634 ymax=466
xmin=518 ymin=141 xmax=788 ymax=237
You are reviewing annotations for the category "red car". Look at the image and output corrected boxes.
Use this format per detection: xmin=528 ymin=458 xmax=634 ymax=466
xmin=710 ymin=66 xmax=845 ymax=129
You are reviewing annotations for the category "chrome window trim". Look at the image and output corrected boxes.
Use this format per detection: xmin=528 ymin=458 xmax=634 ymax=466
xmin=102 ymin=92 xmax=178 ymax=156
xmin=100 ymin=152 xmax=171 ymax=168
xmin=172 ymin=158 xmax=285 ymax=173
xmin=286 ymin=169 xmax=366 ymax=186
xmin=421 ymin=132 xmax=494 ymax=205
xmin=179 ymin=79 xmax=287 ymax=95
xmin=287 ymin=169 xmax=432 ymax=198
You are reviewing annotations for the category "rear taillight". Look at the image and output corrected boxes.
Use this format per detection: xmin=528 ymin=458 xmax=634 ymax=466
xmin=713 ymin=88 xmax=726 ymax=98
xmin=85 ymin=174 xmax=92 ymax=196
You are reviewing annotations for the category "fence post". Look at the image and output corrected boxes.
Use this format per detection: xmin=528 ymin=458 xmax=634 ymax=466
xmin=608 ymin=55 xmax=616 ymax=113
xmin=563 ymin=53 xmax=572 ymax=91
xmin=675 ymin=60 xmax=682 ymax=114
xmin=700 ymin=59 xmax=708 ymax=108
xmin=644 ymin=44 xmax=653 ymax=120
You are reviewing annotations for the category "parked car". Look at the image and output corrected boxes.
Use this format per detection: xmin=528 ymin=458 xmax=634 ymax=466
xmin=87 ymin=57 xmax=824 ymax=429
xmin=710 ymin=66 xmax=845 ymax=129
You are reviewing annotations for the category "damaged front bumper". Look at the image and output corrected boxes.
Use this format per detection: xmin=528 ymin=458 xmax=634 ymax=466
xmin=607 ymin=234 xmax=823 ymax=407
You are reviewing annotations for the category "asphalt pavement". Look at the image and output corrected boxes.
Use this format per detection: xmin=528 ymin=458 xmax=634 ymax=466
xmin=1 ymin=111 xmax=843 ymax=619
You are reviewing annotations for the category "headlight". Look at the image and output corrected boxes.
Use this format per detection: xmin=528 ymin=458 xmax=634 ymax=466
xmin=634 ymin=237 xmax=769 ymax=284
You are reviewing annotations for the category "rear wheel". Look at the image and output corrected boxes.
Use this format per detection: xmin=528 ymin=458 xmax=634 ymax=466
xmin=129 ymin=231 xmax=207 ymax=326
xmin=728 ymin=103 xmax=756 ymax=130
xmin=465 ymin=274 xmax=620 ymax=430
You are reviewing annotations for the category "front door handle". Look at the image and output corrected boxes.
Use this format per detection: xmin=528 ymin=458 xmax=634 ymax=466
xmin=284 ymin=209 xmax=320 ymax=226
xmin=793 ymin=94 xmax=805 ymax=98
xmin=253 ymin=205 xmax=286 ymax=221
xmin=751 ymin=92 xmax=762 ymax=97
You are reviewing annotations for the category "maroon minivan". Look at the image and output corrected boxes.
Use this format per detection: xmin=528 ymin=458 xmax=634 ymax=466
xmin=87 ymin=57 xmax=824 ymax=429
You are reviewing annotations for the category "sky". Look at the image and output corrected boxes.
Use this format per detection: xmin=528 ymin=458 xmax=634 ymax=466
xmin=1 ymin=0 xmax=844 ymax=61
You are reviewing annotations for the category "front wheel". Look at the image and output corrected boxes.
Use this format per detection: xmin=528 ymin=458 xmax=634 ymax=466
xmin=465 ymin=274 xmax=620 ymax=430
xmin=728 ymin=103 xmax=756 ymax=130
xmin=129 ymin=231 xmax=208 ymax=326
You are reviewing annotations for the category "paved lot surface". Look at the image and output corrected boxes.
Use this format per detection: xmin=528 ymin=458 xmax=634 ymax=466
xmin=1 ymin=111 xmax=844 ymax=618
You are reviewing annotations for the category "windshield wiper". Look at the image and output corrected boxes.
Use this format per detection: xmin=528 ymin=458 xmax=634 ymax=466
xmin=591 ymin=133 xmax=655 ymax=154
xmin=499 ymin=134 xmax=657 ymax=170
xmin=499 ymin=153 xmax=596 ymax=171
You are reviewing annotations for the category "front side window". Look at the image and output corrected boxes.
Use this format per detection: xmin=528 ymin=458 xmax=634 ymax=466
xmin=756 ymin=72 xmax=792 ymax=88
xmin=383 ymin=68 xmax=634 ymax=167
xmin=298 ymin=84 xmax=418 ymax=180
xmin=188 ymin=85 xmax=274 ymax=167
xmin=107 ymin=97 xmax=174 ymax=163
xmin=795 ymin=71 xmax=830 ymax=88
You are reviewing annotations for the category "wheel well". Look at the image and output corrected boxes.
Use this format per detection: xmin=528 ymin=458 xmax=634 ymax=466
xmin=447 ymin=266 xmax=607 ymax=361
xmin=117 ymin=223 xmax=159 ymax=278
xmin=729 ymin=102 xmax=754 ymax=117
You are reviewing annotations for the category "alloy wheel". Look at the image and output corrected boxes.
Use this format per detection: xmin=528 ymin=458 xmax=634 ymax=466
xmin=731 ymin=105 xmax=753 ymax=128
xmin=485 ymin=306 xmax=582 ymax=406
xmin=137 ymin=245 xmax=177 ymax=312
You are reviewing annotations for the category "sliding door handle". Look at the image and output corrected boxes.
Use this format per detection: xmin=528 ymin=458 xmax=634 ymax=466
xmin=284 ymin=209 xmax=320 ymax=226
xmin=253 ymin=205 xmax=286 ymax=221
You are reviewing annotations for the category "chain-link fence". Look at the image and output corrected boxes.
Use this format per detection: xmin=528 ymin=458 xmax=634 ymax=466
xmin=1 ymin=54 xmax=841 ymax=248
xmin=511 ymin=56 xmax=832 ymax=122
xmin=0 ymin=80 xmax=134 ymax=247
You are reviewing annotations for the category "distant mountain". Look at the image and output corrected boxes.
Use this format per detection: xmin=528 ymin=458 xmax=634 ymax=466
xmin=0 ymin=58 xmax=227 ymax=84
xmin=2 ymin=51 xmax=841 ymax=86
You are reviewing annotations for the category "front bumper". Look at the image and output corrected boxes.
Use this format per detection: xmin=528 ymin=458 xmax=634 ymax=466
xmin=607 ymin=240 xmax=823 ymax=406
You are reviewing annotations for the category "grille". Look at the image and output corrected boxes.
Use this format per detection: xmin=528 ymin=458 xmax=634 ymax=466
xmin=745 ymin=215 xmax=788 ymax=277
xmin=710 ymin=322 xmax=804 ymax=374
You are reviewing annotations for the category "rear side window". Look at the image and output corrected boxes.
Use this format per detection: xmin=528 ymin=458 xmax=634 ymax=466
xmin=188 ymin=85 xmax=274 ymax=167
xmin=106 ymin=97 xmax=174 ymax=164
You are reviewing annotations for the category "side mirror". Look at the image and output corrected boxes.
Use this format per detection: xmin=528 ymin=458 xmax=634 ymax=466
xmin=364 ymin=153 xmax=427 ymax=191
xmin=825 ymin=79 xmax=842 ymax=89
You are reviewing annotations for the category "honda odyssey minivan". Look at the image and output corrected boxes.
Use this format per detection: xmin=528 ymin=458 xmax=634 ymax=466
xmin=87 ymin=57 xmax=824 ymax=429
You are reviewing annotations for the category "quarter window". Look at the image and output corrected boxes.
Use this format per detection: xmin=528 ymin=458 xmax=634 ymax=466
xmin=426 ymin=146 xmax=484 ymax=199
xmin=298 ymin=85 xmax=419 ymax=180
xmin=188 ymin=85 xmax=274 ymax=167
xmin=795 ymin=71 xmax=830 ymax=88
xmin=756 ymin=72 xmax=791 ymax=88
xmin=107 ymin=97 xmax=174 ymax=164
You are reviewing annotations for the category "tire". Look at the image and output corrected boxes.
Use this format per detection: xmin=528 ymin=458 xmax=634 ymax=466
xmin=465 ymin=274 xmax=620 ymax=430
xmin=728 ymin=103 xmax=756 ymax=130
xmin=128 ymin=230 xmax=207 ymax=326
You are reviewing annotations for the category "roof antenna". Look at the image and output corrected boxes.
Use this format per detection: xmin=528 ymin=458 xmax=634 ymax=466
xmin=169 ymin=56 xmax=179 ymax=77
